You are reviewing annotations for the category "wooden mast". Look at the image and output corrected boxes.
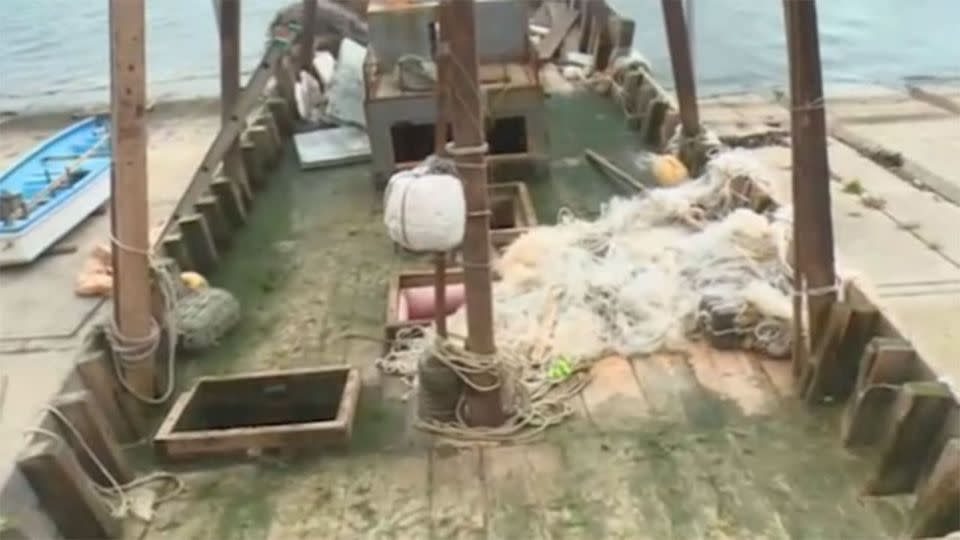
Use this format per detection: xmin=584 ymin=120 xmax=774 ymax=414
xmin=444 ymin=0 xmax=504 ymax=426
xmin=109 ymin=0 xmax=155 ymax=397
xmin=661 ymin=0 xmax=700 ymax=137
xmin=299 ymin=0 xmax=318 ymax=71
xmin=215 ymin=0 xmax=253 ymax=201
xmin=783 ymin=0 xmax=837 ymax=372
xmin=432 ymin=2 xmax=453 ymax=339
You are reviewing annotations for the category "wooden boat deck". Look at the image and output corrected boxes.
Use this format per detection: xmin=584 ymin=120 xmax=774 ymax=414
xmin=126 ymin=92 xmax=919 ymax=539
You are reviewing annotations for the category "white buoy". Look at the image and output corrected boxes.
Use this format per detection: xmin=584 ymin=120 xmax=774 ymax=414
xmin=384 ymin=170 xmax=466 ymax=252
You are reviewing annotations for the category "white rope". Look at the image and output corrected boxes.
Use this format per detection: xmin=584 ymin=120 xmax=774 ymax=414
xmin=25 ymin=406 xmax=184 ymax=520
xmin=106 ymin=233 xmax=180 ymax=405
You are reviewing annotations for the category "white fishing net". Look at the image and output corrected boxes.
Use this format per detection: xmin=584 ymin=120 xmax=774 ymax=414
xmin=461 ymin=150 xmax=793 ymax=358
xmin=379 ymin=149 xmax=798 ymax=440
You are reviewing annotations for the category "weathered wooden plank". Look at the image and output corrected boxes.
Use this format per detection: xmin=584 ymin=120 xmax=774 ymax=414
xmin=50 ymin=390 xmax=133 ymax=485
xmin=266 ymin=96 xmax=295 ymax=137
xmin=338 ymin=453 xmax=430 ymax=537
xmin=161 ymin=234 xmax=191 ymax=273
xmin=804 ymin=301 xmax=854 ymax=403
xmin=865 ymin=382 xmax=956 ymax=495
xmin=536 ymin=7 xmax=579 ymax=61
xmin=211 ymin=176 xmax=248 ymax=228
xmin=241 ymin=138 xmax=267 ymax=190
xmin=18 ymin=438 xmax=121 ymax=539
xmin=248 ymin=125 xmax=279 ymax=169
xmin=580 ymin=355 xmax=651 ymax=431
xmin=195 ymin=195 xmax=231 ymax=248
xmin=842 ymin=384 xmax=901 ymax=448
xmin=909 ymin=438 xmax=960 ymax=538
xmin=178 ymin=214 xmax=220 ymax=274
xmin=74 ymin=346 xmax=144 ymax=443
xmin=429 ymin=447 xmax=485 ymax=538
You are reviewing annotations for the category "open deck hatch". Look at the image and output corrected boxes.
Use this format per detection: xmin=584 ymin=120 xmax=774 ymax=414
xmin=154 ymin=366 xmax=361 ymax=460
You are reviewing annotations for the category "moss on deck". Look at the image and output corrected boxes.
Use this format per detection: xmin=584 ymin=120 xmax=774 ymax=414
xmin=131 ymin=91 xmax=910 ymax=540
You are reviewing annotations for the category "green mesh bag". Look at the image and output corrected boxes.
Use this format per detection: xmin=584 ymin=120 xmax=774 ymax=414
xmin=175 ymin=287 xmax=241 ymax=351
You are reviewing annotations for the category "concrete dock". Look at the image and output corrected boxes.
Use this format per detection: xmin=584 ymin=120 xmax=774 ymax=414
xmin=698 ymin=82 xmax=960 ymax=391
xmin=0 ymin=99 xmax=222 ymax=537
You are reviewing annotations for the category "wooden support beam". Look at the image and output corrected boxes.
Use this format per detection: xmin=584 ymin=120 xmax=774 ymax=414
xmin=161 ymin=233 xmax=194 ymax=272
xmin=855 ymin=337 xmax=923 ymax=390
xmin=50 ymin=391 xmax=133 ymax=486
xmin=444 ymin=0 xmax=504 ymax=427
xmin=803 ymin=300 xmax=853 ymax=403
xmin=909 ymin=438 xmax=960 ymax=538
xmin=74 ymin=345 xmax=145 ymax=444
xmin=641 ymin=99 xmax=670 ymax=148
xmin=865 ymin=382 xmax=956 ymax=495
xmin=842 ymin=337 xmax=924 ymax=447
xmin=660 ymin=0 xmax=700 ymax=137
xmin=196 ymin=195 xmax=231 ymax=248
xmin=109 ymin=0 xmax=155 ymax=399
xmin=241 ymin=138 xmax=267 ymax=190
xmin=154 ymin=28 xmax=296 ymax=244
xmin=843 ymin=383 xmax=900 ymax=448
xmin=211 ymin=176 xmax=248 ymax=227
xmin=255 ymin=112 xmax=283 ymax=155
xmin=247 ymin=125 xmax=278 ymax=168
xmin=266 ymin=96 xmax=295 ymax=137
xmin=299 ymin=0 xmax=318 ymax=71
xmin=830 ymin=293 xmax=879 ymax=400
xmin=178 ymin=215 xmax=220 ymax=273
xmin=783 ymin=0 xmax=837 ymax=355
xmin=215 ymin=0 xmax=254 ymax=203
xmin=18 ymin=438 xmax=121 ymax=539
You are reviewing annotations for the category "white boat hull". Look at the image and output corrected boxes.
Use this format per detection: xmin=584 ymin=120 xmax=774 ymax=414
xmin=0 ymin=169 xmax=110 ymax=267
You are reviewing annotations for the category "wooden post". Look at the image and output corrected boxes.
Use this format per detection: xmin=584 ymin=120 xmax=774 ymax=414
xmin=443 ymin=0 xmax=504 ymax=427
xmin=909 ymin=438 xmax=960 ymax=538
xmin=215 ymin=0 xmax=254 ymax=202
xmin=783 ymin=0 xmax=837 ymax=374
xmin=50 ymin=391 xmax=134 ymax=486
xmin=300 ymin=0 xmax=318 ymax=71
xmin=109 ymin=0 xmax=155 ymax=399
xmin=864 ymin=382 xmax=956 ymax=496
xmin=18 ymin=438 xmax=121 ymax=539
xmin=660 ymin=0 xmax=700 ymax=137
xmin=433 ymin=12 xmax=452 ymax=339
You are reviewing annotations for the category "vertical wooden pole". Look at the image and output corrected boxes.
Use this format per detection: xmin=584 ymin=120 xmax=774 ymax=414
xmin=109 ymin=0 xmax=155 ymax=398
xmin=433 ymin=20 xmax=451 ymax=339
xmin=443 ymin=0 xmax=504 ymax=427
xmin=215 ymin=0 xmax=253 ymax=201
xmin=300 ymin=0 xmax=318 ymax=71
xmin=783 ymin=0 xmax=837 ymax=371
xmin=661 ymin=0 xmax=700 ymax=137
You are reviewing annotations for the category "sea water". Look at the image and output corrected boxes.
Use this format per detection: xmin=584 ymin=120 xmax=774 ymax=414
xmin=0 ymin=0 xmax=958 ymax=112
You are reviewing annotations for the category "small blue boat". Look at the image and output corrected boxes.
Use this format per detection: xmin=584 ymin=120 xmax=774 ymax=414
xmin=0 ymin=116 xmax=112 ymax=266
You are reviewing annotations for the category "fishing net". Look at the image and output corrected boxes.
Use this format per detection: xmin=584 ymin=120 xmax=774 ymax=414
xmin=380 ymin=149 xmax=797 ymax=442
xmin=175 ymin=287 xmax=241 ymax=352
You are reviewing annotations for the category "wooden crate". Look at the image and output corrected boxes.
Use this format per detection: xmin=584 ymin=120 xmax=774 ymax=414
xmin=154 ymin=366 xmax=360 ymax=460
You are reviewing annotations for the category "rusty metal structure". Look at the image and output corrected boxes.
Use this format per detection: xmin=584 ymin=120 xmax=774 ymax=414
xmin=362 ymin=0 xmax=549 ymax=187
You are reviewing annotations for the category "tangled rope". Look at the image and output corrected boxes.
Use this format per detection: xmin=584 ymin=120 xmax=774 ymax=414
xmin=380 ymin=149 xmax=800 ymax=443
xmin=381 ymin=328 xmax=589 ymax=445
xmin=26 ymin=406 xmax=184 ymax=520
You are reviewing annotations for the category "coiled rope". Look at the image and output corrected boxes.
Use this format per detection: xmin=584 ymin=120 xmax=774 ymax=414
xmin=25 ymin=406 xmax=184 ymax=520
xmin=105 ymin=234 xmax=180 ymax=405
xmin=382 ymin=328 xmax=590 ymax=445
